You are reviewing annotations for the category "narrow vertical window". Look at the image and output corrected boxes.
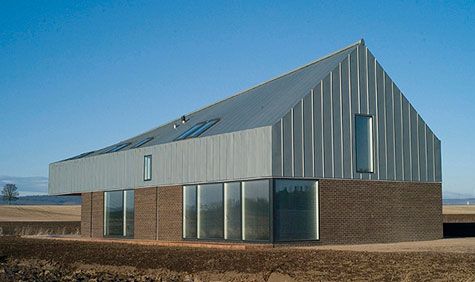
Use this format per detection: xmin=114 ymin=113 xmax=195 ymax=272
xmin=355 ymin=115 xmax=374 ymax=173
xmin=144 ymin=155 xmax=152 ymax=181
xmin=183 ymin=185 xmax=197 ymax=239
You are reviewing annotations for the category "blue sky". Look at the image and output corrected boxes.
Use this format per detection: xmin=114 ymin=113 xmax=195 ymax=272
xmin=0 ymin=1 xmax=474 ymax=197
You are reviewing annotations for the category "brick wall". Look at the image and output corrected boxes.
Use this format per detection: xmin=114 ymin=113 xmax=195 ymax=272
xmin=134 ymin=187 xmax=158 ymax=240
xmin=80 ymin=193 xmax=92 ymax=237
xmin=157 ymin=186 xmax=183 ymax=241
xmin=318 ymin=179 xmax=442 ymax=244
xmin=91 ymin=192 xmax=104 ymax=238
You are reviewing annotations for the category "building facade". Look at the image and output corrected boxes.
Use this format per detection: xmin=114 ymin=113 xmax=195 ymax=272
xmin=49 ymin=40 xmax=442 ymax=244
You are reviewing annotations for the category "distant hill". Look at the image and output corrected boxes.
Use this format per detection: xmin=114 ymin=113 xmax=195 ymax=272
xmin=443 ymin=198 xmax=475 ymax=205
xmin=0 ymin=195 xmax=81 ymax=205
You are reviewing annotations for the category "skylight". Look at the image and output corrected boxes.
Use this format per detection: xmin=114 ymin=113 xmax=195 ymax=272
xmin=66 ymin=151 xmax=95 ymax=161
xmin=175 ymin=119 xmax=220 ymax=141
xmin=105 ymin=143 xmax=131 ymax=153
xmin=131 ymin=137 xmax=154 ymax=149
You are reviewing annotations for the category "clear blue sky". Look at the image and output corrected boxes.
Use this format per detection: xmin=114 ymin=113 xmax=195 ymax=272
xmin=1 ymin=1 xmax=474 ymax=196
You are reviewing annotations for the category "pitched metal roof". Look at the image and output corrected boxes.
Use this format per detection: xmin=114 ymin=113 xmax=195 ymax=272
xmin=63 ymin=40 xmax=362 ymax=161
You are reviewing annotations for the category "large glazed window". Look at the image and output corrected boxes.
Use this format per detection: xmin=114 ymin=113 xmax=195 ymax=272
xmin=355 ymin=115 xmax=374 ymax=173
xmin=197 ymin=183 xmax=224 ymax=239
xmin=183 ymin=185 xmax=197 ymax=238
xmin=274 ymin=180 xmax=318 ymax=241
xmin=242 ymin=180 xmax=270 ymax=241
xmin=224 ymin=182 xmax=241 ymax=240
xmin=104 ymin=190 xmax=134 ymax=237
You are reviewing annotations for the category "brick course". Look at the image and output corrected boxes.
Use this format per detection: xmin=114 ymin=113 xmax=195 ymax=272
xmin=157 ymin=186 xmax=183 ymax=241
xmin=318 ymin=179 xmax=442 ymax=244
xmin=91 ymin=192 xmax=104 ymax=238
xmin=80 ymin=193 xmax=92 ymax=237
xmin=134 ymin=187 xmax=158 ymax=240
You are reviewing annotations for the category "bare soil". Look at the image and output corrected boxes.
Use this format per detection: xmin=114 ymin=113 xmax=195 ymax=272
xmin=1 ymin=237 xmax=474 ymax=281
xmin=0 ymin=205 xmax=80 ymax=222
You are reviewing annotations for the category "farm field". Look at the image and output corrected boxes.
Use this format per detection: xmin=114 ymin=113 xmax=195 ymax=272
xmin=0 ymin=237 xmax=474 ymax=281
xmin=0 ymin=205 xmax=80 ymax=222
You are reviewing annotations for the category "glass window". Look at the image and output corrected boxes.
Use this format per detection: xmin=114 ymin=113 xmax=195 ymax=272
xmin=104 ymin=190 xmax=134 ymax=237
xmin=224 ymin=182 xmax=241 ymax=240
xmin=183 ymin=185 xmax=197 ymax=238
xmin=355 ymin=115 xmax=374 ymax=173
xmin=198 ymin=183 xmax=224 ymax=239
xmin=274 ymin=180 xmax=318 ymax=241
xmin=188 ymin=119 xmax=220 ymax=138
xmin=175 ymin=122 xmax=206 ymax=141
xmin=104 ymin=191 xmax=124 ymax=236
xmin=124 ymin=190 xmax=135 ymax=237
xmin=242 ymin=180 xmax=270 ymax=241
xmin=144 ymin=155 xmax=152 ymax=181
xmin=132 ymin=137 xmax=153 ymax=148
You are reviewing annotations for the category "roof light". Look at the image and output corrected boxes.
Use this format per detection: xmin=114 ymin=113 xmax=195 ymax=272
xmin=131 ymin=137 xmax=154 ymax=149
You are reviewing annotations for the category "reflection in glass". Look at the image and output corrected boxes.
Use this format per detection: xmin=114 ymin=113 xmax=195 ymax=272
xmin=274 ymin=180 xmax=318 ymax=241
xmin=242 ymin=180 xmax=270 ymax=241
xmin=183 ymin=185 xmax=197 ymax=238
xmin=104 ymin=191 xmax=124 ymax=236
xmin=355 ymin=115 xmax=374 ymax=173
xmin=198 ymin=183 xmax=224 ymax=239
xmin=224 ymin=182 xmax=241 ymax=240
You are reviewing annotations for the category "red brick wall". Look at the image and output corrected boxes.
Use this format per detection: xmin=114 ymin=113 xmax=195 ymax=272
xmin=134 ymin=187 xmax=158 ymax=240
xmin=157 ymin=186 xmax=183 ymax=241
xmin=91 ymin=192 xmax=104 ymax=238
xmin=318 ymin=179 xmax=442 ymax=244
xmin=80 ymin=193 xmax=92 ymax=237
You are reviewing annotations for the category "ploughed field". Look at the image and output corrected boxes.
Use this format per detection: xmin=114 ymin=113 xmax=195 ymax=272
xmin=1 ymin=237 xmax=475 ymax=281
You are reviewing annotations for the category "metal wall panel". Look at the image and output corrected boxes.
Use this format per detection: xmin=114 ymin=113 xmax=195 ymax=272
xmin=418 ymin=116 xmax=427 ymax=182
xmin=393 ymin=85 xmax=403 ymax=181
xmin=303 ymin=93 xmax=314 ymax=177
xmin=402 ymin=96 xmax=412 ymax=181
xmin=293 ymin=101 xmax=304 ymax=177
xmin=49 ymin=126 xmax=272 ymax=195
xmin=269 ymin=46 xmax=441 ymax=184
xmin=385 ymin=74 xmax=395 ymax=180
xmin=376 ymin=62 xmax=387 ymax=179
xmin=282 ymin=111 xmax=293 ymax=177
xmin=434 ymin=138 xmax=442 ymax=182
xmin=322 ymin=75 xmax=333 ymax=177
xmin=313 ymin=83 xmax=324 ymax=177
xmin=332 ymin=65 xmax=343 ymax=178
xmin=272 ymin=121 xmax=282 ymax=176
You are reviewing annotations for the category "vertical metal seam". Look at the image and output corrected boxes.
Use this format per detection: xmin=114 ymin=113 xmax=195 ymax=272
xmin=432 ymin=134 xmax=436 ymax=181
xmin=408 ymin=105 xmax=413 ymax=180
xmin=291 ymin=108 xmax=295 ymax=177
xmin=321 ymin=82 xmax=324 ymax=176
xmin=330 ymin=72 xmax=335 ymax=178
xmin=383 ymin=73 xmax=388 ymax=179
xmin=280 ymin=119 xmax=284 ymax=177
xmin=311 ymin=89 xmax=315 ymax=177
xmin=348 ymin=54 xmax=353 ymax=179
xmin=416 ymin=115 xmax=420 ymax=181
xmin=374 ymin=59 xmax=379 ymax=180
xmin=301 ymin=99 xmax=305 ymax=177
xmin=365 ymin=47 xmax=372 ymax=180
xmin=425 ymin=125 xmax=428 ymax=180
xmin=400 ymin=92 xmax=404 ymax=180
xmin=356 ymin=45 xmax=362 ymax=179
xmin=392 ymin=83 xmax=396 ymax=179
xmin=339 ymin=62 xmax=344 ymax=177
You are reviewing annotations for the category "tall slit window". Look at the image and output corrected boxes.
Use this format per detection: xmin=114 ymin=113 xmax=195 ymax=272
xmin=355 ymin=115 xmax=374 ymax=173
xmin=144 ymin=155 xmax=152 ymax=181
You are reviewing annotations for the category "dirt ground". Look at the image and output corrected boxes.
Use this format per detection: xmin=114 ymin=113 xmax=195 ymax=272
xmin=0 ymin=237 xmax=474 ymax=281
xmin=0 ymin=205 xmax=80 ymax=222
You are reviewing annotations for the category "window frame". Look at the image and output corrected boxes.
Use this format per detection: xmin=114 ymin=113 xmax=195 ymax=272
xmin=354 ymin=114 xmax=375 ymax=173
xmin=132 ymin=137 xmax=154 ymax=149
xmin=143 ymin=155 xmax=152 ymax=181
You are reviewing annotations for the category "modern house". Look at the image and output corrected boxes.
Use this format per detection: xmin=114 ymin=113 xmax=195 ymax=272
xmin=49 ymin=40 xmax=442 ymax=244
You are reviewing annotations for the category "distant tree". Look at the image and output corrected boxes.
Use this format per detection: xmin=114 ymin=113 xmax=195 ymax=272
xmin=2 ymin=184 xmax=19 ymax=205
